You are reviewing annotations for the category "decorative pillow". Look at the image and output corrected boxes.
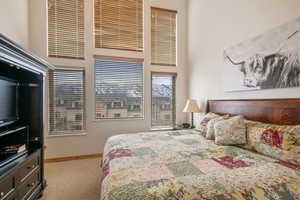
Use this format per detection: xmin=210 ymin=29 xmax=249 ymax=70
xmin=206 ymin=115 xmax=229 ymax=140
xmin=214 ymin=115 xmax=246 ymax=145
xmin=196 ymin=112 xmax=220 ymax=136
xmin=244 ymin=121 xmax=300 ymax=165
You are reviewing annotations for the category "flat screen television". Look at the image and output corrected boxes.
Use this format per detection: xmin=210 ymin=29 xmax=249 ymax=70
xmin=0 ymin=76 xmax=18 ymax=127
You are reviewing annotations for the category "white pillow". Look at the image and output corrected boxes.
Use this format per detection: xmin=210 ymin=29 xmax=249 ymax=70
xmin=214 ymin=115 xmax=246 ymax=145
xmin=206 ymin=116 xmax=228 ymax=140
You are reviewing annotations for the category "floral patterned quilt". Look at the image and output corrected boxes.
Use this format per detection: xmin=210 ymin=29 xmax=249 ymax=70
xmin=101 ymin=130 xmax=300 ymax=200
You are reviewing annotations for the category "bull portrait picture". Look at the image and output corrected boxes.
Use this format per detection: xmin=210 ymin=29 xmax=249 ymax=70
xmin=224 ymin=17 xmax=300 ymax=92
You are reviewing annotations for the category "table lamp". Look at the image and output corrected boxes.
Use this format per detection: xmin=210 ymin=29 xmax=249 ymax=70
xmin=183 ymin=99 xmax=201 ymax=128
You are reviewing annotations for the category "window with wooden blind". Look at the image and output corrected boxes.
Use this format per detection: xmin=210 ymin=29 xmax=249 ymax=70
xmin=94 ymin=56 xmax=144 ymax=120
xmin=94 ymin=0 xmax=143 ymax=52
xmin=48 ymin=69 xmax=85 ymax=134
xmin=151 ymin=7 xmax=177 ymax=66
xmin=151 ymin=73 xmax=176 ymax=129
xmin=48 ymin=0 xmax=84 ymax=59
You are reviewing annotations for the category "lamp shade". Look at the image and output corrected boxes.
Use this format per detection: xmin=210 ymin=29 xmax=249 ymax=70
xmin=183 ymin=99 xmax=201 ymax=113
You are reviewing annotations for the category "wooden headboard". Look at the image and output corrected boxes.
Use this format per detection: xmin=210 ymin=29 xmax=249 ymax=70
xmin=207 ymin=99 xmax=300 ymax=125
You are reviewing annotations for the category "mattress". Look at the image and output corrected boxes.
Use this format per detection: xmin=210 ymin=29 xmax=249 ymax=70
xmin=101 ymin=130 xmax=300 ymax=200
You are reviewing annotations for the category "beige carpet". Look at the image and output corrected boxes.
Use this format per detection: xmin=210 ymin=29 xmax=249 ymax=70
xmin=41 ymin=158 xmax=102 ymax=200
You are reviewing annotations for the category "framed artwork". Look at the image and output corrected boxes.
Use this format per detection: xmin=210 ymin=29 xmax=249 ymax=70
xmin=224 ymin=17 xmax=300 ymax=92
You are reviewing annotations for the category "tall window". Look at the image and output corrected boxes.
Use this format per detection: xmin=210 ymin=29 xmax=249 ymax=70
xmin=49 ymin=69 xmax=85 ymax=134
xmin=94 ymin=0 xmax=143 ymax=51
xmin=48 ymin=0 xmax=84 ymax=59
xmin=151 ymin=73 xmax=176 ymax=129
xmin=95 ymin=56 xmax=144 ymax=119
xmin=151 ymin=8 xmax=177 ymax=66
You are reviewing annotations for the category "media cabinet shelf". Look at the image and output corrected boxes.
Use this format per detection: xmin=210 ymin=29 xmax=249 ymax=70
xmin=0 ymin=150 xmax=28 ymax=169
xmin=0 ymin=126 xmax=27 ymax=138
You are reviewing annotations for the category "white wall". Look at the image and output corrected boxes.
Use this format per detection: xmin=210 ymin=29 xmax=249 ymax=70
xmin=188 ymin=0 xmax=300 ymax=119
xmin=29 ymin=0 xmax=188 ymax=158
xmin=0 ymin=0 xmax=29 ymax=48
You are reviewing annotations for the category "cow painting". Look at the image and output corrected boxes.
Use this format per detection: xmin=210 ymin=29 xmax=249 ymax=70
xmin=225 ymin=51 xmax=300 ymax=89
xmin=224 ymin=17 xmax=300 ymax=92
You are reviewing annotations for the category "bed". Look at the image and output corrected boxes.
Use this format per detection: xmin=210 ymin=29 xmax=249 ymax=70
xmin=101 ymin=99 xmax=300 ymax=200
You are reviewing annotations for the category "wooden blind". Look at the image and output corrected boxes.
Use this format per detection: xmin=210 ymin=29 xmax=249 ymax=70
xmin=48 ymin=0 xmax=85 ymax=59
xmin=94 ymin=56 xmax=144 ymax=119
xmin=48 ymin=69 xmax=85 ymax=134
xmin=94 ymin=0 xmax=143 ymax=51
xmin=151 ymin=7 xmax=177 ymax=66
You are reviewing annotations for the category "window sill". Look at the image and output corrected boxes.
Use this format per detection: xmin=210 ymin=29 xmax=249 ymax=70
xmin=93 ymin=117 xmax=145 ymax=122
xmin=47 ymin=132 xmax=88 ymax=138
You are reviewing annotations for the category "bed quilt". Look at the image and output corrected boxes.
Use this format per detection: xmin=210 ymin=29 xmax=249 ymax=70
xmin=101 ymin=130 xmax=300 ymax=200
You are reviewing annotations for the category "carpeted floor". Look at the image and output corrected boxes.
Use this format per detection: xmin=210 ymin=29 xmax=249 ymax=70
xmin=41 ymin=158 xmax=102 ymax=200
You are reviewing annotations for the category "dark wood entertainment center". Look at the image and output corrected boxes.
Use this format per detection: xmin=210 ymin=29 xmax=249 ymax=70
xmin=0 ymin=34 xmax=54 ymax=200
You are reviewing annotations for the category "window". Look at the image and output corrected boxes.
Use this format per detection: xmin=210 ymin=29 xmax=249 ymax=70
xmin=75 ymin=113 xmax=82 ymax=121
xmin=48 ymin=0 xmax=84 ymax=59
xmin=151 ymin=73 xmax=176 ymax=129
xmin=151 ymin=7 xmax=177 ymax=66
xmin=49 ymin=69 xmax=85 ymax=134
xmin=114 ymin=113 xmax=121 ymax=118
xmin=113 ymin=102 xmax=122 ymax=108
xmin=95 ymin=56 xmax=144 ymax=120
xmin=96 ymin=113 xmax=103 ymax=119
xmin=94 ymin=0 xmax=143 ymax=51
xmin=164 ymin=114 xmax=171 ymax=120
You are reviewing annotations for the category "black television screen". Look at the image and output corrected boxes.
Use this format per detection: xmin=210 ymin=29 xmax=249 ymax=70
xmin=0 ymin=77 xmax=18 ymax=127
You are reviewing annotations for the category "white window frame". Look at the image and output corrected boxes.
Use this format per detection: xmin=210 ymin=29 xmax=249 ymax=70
xmin=48 ymin=67 xmax=86 ymax=136
xmin=93 ymin=55 xmax=145 ymax=121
